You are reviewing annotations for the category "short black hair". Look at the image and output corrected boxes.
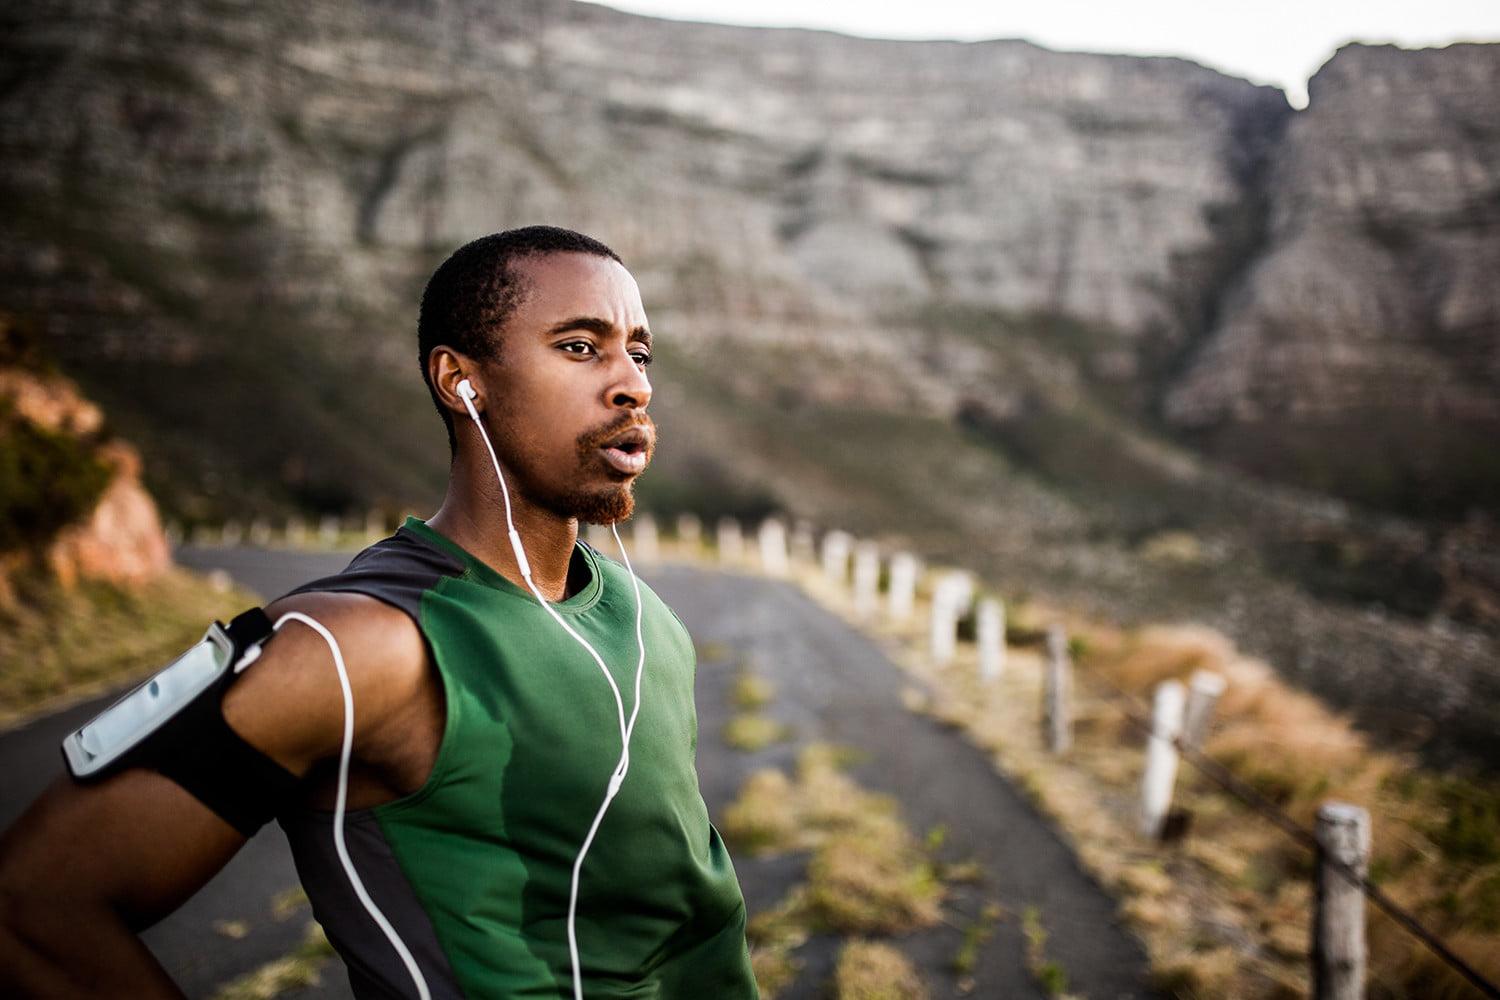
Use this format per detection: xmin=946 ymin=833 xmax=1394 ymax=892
xmin=417 ymin=225 xmax=624 ymax=455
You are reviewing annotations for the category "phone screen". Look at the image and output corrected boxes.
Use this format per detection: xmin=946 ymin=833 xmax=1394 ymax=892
xmin=76 ymin=636 xmax=229 ymax=759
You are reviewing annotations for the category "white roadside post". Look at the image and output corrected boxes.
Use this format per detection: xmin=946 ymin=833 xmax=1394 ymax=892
xmin=319 ymin=515 xmax=340 ymax=547
xmin=675 ymin=512 xmax=702 ymax=552
xmin=977 ymin=599 xmax=1005 ymax=682
xmin=220 ymin=520 xmax=244 ymax=546
xmin=929 ymin=582 xmax=957 ymax=666
xmin=929 ymin=572 xmax=971 ymax=667
xmin=758 ymin=518 xmax=789 ymax=577
xmin=366 ymin=509 xmax=385 ymax=538
xmin=1312 ymin=802 xmax=1370 ymax=1000
xmin=852 ymin=542 xmax=880 ymax=619
xmin=820 ymin=530 xmax=852 ymax=589
xmin=791 ymin=521 xmax=816 ymax=567
xmin=632 ymin=512 xmax=660 ymax=563
xmin=1043 ymin=624 xmax=1073 ymax=753
xmin=285 ymin=515 xmax=307 ymax=548
xmin=249 ymin=517 xmax=272 ymax=547
xmin=1139 ymin=679 xmax=1187 ymax=838
xmin=585 ymin=522 xmax=613 ymax=552
xmin=716 ymin=517 xmax=744 ymax=564
xmin=887 ymin=552 xmax=918 ymax=624
xmin=1181 ymin=670 xmax=1227 ymax=753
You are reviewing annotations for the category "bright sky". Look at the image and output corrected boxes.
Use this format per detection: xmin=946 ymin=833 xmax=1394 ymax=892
xmin=599 ymin=0 xmax=1500 ymax=108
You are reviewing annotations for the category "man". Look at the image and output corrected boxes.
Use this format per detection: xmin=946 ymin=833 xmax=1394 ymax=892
xmin=0 ymin=226 xmax=759 ymax=998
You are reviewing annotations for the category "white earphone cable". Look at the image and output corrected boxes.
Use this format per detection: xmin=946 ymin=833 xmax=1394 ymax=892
xmin=270 ymin=611 xmax=433 ymax=1000
xmin=460 ymin=384 xmax=647 ymax=1000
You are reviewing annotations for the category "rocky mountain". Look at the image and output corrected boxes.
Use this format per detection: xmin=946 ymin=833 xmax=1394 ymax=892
xmin=2 ymin=1 xmax=1498 ymax=759
xmin=1 ymin=1 xmax=1493 ymax=521
xmin=1164 ymin=42 xmax=1500 ymax=516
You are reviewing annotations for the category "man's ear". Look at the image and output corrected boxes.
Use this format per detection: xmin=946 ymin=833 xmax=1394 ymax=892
xmin=430 ymin=346 xmax=481 ymax=413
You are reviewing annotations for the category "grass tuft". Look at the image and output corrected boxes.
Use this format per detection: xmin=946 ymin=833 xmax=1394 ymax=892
xmin=832 ymin=939 xmax=929 ymax=999
xmin=209 ymin=922 xmax=335 ymax=1000
xmin=733 ymin=671 xmax=776 ymax=710
xmin=805 ymin=813 xmax=944 ymax=934
xmin=723 ymin=713 xmax=792 ymax=752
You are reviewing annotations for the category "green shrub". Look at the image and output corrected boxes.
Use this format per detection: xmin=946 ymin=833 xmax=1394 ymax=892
xmin=0 ymin=397 xmax=113 ymax=552
xmin=1429 ymin=779 xmax=1500 ymax=866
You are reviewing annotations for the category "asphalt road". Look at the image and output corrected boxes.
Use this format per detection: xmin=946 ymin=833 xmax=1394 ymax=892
xmin=1 ymin=545 xmax=1157 ymax=998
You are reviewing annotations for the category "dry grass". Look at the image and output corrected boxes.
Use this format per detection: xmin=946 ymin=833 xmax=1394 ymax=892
xmin=806 ymin=812 xmax=944 ymax=933
xmin=726 ymin=744 xmax=955 ymax=998
xmin=786 ymin=561 xmax=1500 ymax=1000
xmin=0 ymin=565 xmax=261 ymax=727
xmin=1022 ymin=904 xmax=1075 ymax=999
xmin=723 ymin=769 xmax=800 ymax=854
xmin=733 ymin=670 xmax=776 ymax=710
xmin=832 ymin=939 xmax=929 ymax=1000
xmin=747 ymin=888 xmax=811 ymax=1000
xmin=723 ymin=712 xmax=792 ymax=752
xmin=950 ymin=901 xmax=1002 ymax=977
xmin=209 ymin=922 xmax=335 ymax=1000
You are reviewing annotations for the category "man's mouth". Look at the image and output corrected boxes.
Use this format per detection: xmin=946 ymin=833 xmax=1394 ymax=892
xmin=597 ymin=424 xmax=654 ymax=476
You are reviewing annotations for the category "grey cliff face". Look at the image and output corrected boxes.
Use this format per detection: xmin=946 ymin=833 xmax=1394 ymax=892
xmin=0 ymin=1 xmax=1494 ymax=519
xmin=1162 ymin=43 xmax=1500 ymax=512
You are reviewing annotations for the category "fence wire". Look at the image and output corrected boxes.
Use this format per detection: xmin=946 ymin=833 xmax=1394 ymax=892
xmin=1072 ymin=663 xmax=1500 ymax=1000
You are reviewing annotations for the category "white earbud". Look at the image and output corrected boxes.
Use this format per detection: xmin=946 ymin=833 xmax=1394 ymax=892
xmin=457 ymin=378 xmax=477 ymax=402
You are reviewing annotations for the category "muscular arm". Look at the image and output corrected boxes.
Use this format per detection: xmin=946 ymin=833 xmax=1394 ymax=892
xmin=0 ymin=592 xmax=428 ymax=998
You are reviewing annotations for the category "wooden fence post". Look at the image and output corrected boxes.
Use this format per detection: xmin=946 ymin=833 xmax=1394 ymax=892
xmin=758 ymin=518 xmax=789 ymax=577
xmin=1181 ymin=670 xmax=1226 ymax=753
xmin=1043 ymin=624 xmax=1073 ymax=753
xmin=1313 ymin=802 xmax=1370 ymax=1000
xmin=820 ymin=530 xmax=851 ymax=588
xmin=716 ymin=517 xmax=743 ymax=563
xmin=887 ymin=552 xmax=918 ymax=624
xmin=1139 ymin=679 xmax=1186 ymax=838
xmin=977 ymin=599 xmax=1005 ymax=682
xmin=852 ymin=542 xmax=880 ymax=619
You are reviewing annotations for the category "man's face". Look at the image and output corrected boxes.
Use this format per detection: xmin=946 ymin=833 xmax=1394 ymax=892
xmin=478 ymin=252 xmax=655 ymax=524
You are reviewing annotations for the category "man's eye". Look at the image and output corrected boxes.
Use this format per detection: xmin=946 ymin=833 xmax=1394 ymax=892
xmin=631 ymin=351 xmax=653 ymax=367
xmin=560 ymin=341 xmax=595 ymax=356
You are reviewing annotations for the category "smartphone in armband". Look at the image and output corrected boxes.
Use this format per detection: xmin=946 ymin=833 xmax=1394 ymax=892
xmin=61 ymin=607 xmax=272 ymax=780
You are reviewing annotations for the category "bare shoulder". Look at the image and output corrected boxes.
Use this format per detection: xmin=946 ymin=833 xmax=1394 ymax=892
xmin=223 ymin=591 xmax=428 ymax=778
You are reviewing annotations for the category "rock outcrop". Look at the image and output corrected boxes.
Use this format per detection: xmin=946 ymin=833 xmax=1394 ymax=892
xmin=0 ymin=332 xmax=171 ymax=599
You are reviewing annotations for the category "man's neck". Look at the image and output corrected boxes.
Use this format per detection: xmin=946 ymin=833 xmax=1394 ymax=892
xmin=426 ymin=462 xmax=580 ymax=602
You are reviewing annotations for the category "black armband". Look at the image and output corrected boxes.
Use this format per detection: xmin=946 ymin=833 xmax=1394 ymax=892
xmin=61 ymin=607 xmax=301 ymax=837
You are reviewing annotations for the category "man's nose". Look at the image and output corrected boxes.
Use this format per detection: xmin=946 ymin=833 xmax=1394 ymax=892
xmin=610 ymin=355 xmax=652 ymax=411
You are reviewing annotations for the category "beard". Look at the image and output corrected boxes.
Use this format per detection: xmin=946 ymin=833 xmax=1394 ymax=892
xmin=548 ymin=412 xmax=656 ymax=525
xmin=557 ymin=480 xmax=636 ymax=525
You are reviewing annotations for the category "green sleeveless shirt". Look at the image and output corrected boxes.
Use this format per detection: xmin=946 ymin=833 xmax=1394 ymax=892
xmin=277 ymin=517 xmax=756 ymax=999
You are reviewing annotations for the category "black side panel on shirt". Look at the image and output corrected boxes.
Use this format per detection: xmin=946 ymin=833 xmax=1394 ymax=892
xmin=276 ymin=527 xmax=464 ymax=628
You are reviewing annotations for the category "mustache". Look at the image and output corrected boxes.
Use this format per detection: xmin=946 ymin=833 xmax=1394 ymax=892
xmin=576 ymin=412 xmax=657 ymax=453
